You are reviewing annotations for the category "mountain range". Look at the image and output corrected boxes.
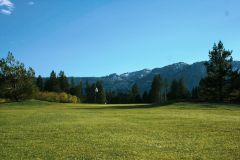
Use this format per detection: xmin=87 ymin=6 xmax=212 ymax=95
xmin=70 ymin=61 xmax=240 ymax=93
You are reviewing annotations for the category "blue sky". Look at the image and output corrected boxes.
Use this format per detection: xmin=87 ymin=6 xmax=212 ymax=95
xmin=0 ymin=0 xmax=240 ymax=77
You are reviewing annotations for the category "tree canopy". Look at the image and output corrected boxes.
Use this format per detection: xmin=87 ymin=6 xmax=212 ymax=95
xmin=199 ymin=41 xmax=234 ymax=101
xmin=0 ymin=52 xmax=37 ymax=101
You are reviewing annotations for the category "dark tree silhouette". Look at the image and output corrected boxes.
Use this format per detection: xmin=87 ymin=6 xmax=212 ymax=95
xmin=36 ymin=75 xmax=44 ymax=91
xmin=199 ymin=41 xmax=233 ymax=101
xmin=149 ymin=75 xmax=162 ymax=103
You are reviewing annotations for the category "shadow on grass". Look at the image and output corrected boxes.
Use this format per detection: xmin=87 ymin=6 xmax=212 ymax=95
xmin=0 ymin=100 xmax=53 ymax=109
xmin=72 ymin=102 xmax=174 ymax=110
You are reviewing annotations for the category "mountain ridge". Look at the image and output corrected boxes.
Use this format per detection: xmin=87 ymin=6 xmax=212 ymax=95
xmin=69 ymin=61 xmax=240 ymax=93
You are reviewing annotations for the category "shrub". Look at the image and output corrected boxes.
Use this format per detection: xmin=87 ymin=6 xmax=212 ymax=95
xmin=0 ymin=98 xmax=10 ymax=103
xmin=36 ymin=92 xmax=80 ymax=103
xmin=69 ymin=95 xmax=78 ymax=104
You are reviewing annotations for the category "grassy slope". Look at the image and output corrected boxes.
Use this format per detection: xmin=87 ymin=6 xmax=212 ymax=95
xmin=0 ymin=101 xmax=239 ymax=160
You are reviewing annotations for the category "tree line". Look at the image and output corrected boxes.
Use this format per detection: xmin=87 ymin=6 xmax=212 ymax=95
xmin=1 ymin=41 xmax=240 ymax=103
xmin=0 ymin=53 xmax=189 ymax=104
xmin=105 ymin=76 xmax=190 ymax=104
xmin=36 ymin=71 xmax=191 ymax=104
xmin=35 ymin=72 xmax=107 ymax=103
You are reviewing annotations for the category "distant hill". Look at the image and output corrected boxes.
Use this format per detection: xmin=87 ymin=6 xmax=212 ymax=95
xmin=69 ymin=61 xmax=240 ymax=93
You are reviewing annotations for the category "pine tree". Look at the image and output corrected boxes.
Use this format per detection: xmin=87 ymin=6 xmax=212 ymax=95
xmin=45 ymin=71 xmax=60 ymax=92
xmin=162 ymin=78 xmax=169 ymax=102
xmin=58 ymin=71 xmax=69 ymax=92
xmin=78 ymin=81 xmax=83 ymax=100
xmin=116 ymin=92 xmax=131 ymax=104
xmin=85 ymin=81 xmax=91 ymax=103
xmin=178 ymin=79 xmax=190 ymax=99
xmin=70 ymin=77 xmax=75 ymax=87
xmin=96 ymin=81 xmax=106 ymax=104
xmin=191 ymin=87 xmax=199 ymax=99
xmin=90 ymin=83 xmax=97 ymax=103
xmin=131 ymin=83 xmax=141 ymax=103
xmin=36 ymin=75 xmax=44 ymax=91
xmin=149 ymin=75 xmax=162 ymax=103
xmin=168 ymin=79 xmax=189 ymax=100
xmin=142 ymin=91 xmax=149 ymax=103
xmin=199 ymin=41 xmax=233 ymax=101
xmin=168 ymin=79 xmax=178 ymax=100
xmin=70 ymin=81 xmax=83 ymax=101
xmin=106 ymin=90 xmax=114 ymax=104
xmin=229 ymin=71 xmax=240 ymax=101
xmin=0 ymin=52 xmax=37 ymax=101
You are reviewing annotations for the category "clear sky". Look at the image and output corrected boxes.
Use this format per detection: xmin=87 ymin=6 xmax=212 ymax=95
xmin=0 ymin=0 xmax=240 ymax=77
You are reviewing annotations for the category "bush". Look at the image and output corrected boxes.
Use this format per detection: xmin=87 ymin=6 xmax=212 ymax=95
xmin=36 ymin=92 xmax=80 ymax=103
xmin=0 ymin=98 xmax=10 ymax=103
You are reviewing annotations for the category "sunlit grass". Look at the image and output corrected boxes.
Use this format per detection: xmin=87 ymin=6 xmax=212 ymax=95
xmin=0 ymin=100 xmax=239 ymax=159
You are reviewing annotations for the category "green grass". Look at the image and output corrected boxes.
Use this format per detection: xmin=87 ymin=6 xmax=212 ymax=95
xmin=0 ymin=100 xmax=240 ymax=159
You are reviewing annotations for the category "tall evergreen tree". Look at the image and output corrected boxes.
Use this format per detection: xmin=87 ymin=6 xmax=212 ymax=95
xmin=96 ymin=81 xmax=106 ymax=104
xmin=131 ymin=83 xmax=141 ymax=103
xmin=70 ymin=81 xmax=83 ymax=100
xmin=70 ymin=77 xmax=75 ymax=87
xmin=142 ymin=91 xmax=150 ymax=103
xmin=168 ymin=79 xmax=178 ymax=100
xmin=90 ymin=83 xmax=97 ymax=103
xmin=78 ymin=81 xmax=83 ymax=100
xmin=149 ymin=75 xmax=162 ymax=103
xmin=45 ymin=71 xmax=60 ymax=92
xmin=0 ymin=52 xmax=37 ymax=101
xmin=168 ymin=79 xmax=189 ymax=100
xmin=85 ymin=81 xmax=91 ymax=103
xmin=229 ymin=71 xmax=240 ymax=101
xmin=58 ymin=71 xmax=69 ymax=92
xmin=36 ymin=75 xmax=44 ymax=91
xmin=178 ymin=79 xmax=190 ymax=99
xmin=162 ymin=78 xmax=169 ymax=102
xmin=191 ymin=87 xmax=199 ymax=100
xmin=115 ymin=92 xmax=131 ymax=104
xmin=199 ymin=41 xmax=233 ymax=101
xmin=106 ymin=90 xmax=116 ymax=104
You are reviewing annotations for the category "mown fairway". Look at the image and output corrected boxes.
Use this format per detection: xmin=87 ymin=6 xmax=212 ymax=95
xmin=0 ymin=101 xmax=240 ymax=160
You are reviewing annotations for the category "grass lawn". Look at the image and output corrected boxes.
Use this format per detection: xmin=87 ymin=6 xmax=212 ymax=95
xmin=0 ymin=100 xmax=240 ymax=159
